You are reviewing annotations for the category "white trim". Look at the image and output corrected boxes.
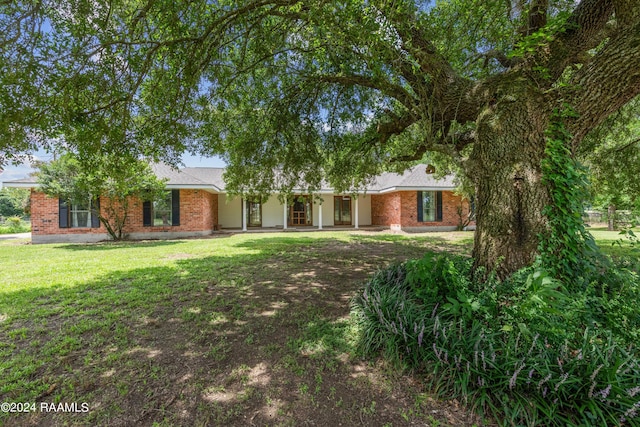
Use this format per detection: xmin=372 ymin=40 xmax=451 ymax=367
xmin=242 ymin=198 xmax=247 ymax=232
xmin=1 ymin=182 xmax=37 ymax=188
xmin=165 ymin=184 xmax=221 ymax=192
xmin=377 ymin=186 xmax=456 ymax=194
xmin=283 ymin=203 xmax=288 ymax=230
xmin=354 ymin=198 xmax=359 ymax=229
xmin=318 ymin=203 xmax=323 ymax=230
xmin=1 ymin=182 xmax=456 ymax=194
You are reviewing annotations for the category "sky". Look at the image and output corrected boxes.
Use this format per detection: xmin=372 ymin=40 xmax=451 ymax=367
xmin=0 ymin=151 xmax=227 ymax=187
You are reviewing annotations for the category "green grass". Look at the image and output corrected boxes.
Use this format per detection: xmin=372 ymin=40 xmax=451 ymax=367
xmin=0 ymin=228 xmax=634 ymax=426
xmin=589 ymin=227 xmax=640 ymax=258
xmin=0 ymin=230 xmax=477 ymax=426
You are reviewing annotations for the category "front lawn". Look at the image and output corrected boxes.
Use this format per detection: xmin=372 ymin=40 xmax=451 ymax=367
xmin=0 ymin=231 xmax=479 ymax=427
xmin=0 ymin=229 xmax=635 ymax=426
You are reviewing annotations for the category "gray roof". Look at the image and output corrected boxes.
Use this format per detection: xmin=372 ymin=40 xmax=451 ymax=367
xmin=371 ymin=164 xmax=456 ymax=192
xmin=150 ymin=163 xmax=225 ymax=191
xmin=0 ymin=175 xmax=37 ymax=187
xmin=2 ymin=164 xmax=456 ymax=193
xmin=181 ymin=167 xmax=226 ymax=191
xmin=4 ymin=176 xmax=36 ymax=184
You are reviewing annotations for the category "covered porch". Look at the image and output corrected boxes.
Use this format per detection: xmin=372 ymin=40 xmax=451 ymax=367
xmin=217 ymin=193 xmax=373 ymax=231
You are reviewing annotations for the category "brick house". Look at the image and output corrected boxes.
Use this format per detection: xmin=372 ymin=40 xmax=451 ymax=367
xmin=2 ymin=164 xmax=473 ymax=243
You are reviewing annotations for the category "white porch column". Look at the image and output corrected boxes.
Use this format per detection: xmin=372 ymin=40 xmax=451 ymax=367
xmin=354 ymin=196 xmax=359 ymax=229
xmin=318 ymin=202 xmax=323 ymax=230
xmin=283 ymin=201 xmax=288 ymax=230
xmin=242 ymin=198 xmax=247 ymax=231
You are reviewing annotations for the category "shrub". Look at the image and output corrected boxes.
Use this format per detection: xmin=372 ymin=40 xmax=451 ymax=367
xmin=6 ymin=216 xmax=22 ymax=230
xmin=0 ymin=217 xmax=30 ymax=234
xmin=351 ymin=253 xmax=640 ymax=426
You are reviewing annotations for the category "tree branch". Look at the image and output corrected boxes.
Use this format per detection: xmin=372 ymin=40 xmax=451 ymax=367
xmin=391 ymin=145 xmax=428 ymax=162
xmin=482 ymin=49 xmax=522 ymax=69
xmin=568 ymin=20 xmax=640 ymax=147
xmin=523 ymin=0 xmax=548 ymax=36
xmin=315 ymin=74 xmax=416 ymax=110
xmin=396 ymin=23 xmax=459 ymax=90
xmin=391 ymin=130 xmax=475 ymax=162
xmin=547 ymin=0 xmax=615 ymax=80
xmin=612 ymin=0 xmax=640 ymax=28
xmin=386 ymin=12 xmax=485 ymax=125
xmin=611 ymin=137 xmax=640 ymax=153
xmin=376 ymin=112 xmax=416 ymax=145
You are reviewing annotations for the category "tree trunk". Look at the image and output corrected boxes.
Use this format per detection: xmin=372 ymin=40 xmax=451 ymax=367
xmin=608 ymin=204 xmax=616 ymax=231
xmin=468 ymin=89 xmax=551 ymax=278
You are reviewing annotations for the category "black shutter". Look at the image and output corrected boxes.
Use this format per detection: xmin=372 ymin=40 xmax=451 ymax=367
xmin=91 ymin=197 xmax=101 ymax=228
xmin=436 ymin=191 xmax=443 ymax=222
xmin=171 ymin=190 xmax=180 ymax=226
xmin=143 ymin=201 xmax=152 ymax=226
xmin=59 ymin=199 xmax=69 ymax=228
xmin=417 ymin=191 xmax=423 ymax=222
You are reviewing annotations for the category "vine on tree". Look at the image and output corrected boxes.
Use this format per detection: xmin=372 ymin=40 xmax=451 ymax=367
xmin=539 ymin=106 xmax=599 ymax=287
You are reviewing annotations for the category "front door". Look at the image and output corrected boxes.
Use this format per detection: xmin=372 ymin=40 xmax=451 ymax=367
xmin=334 ymin=196 xmax=352 ymax=225
xmin=289 ymin=196 xmax=312 ymax=226
xmin=245 ymin=201 xmax=262 ymax=227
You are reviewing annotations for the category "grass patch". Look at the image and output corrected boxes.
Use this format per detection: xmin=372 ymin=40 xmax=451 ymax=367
xmin=0 ymin=231 xmax=479 ymax=426
xmin=2 ymin=228 xmax=633 ymax=426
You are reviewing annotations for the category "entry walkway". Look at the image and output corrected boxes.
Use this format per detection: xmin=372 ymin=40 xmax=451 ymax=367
xmin=0 ymin=232 xmax=31 ymax=241
xmin=217 ymin=226 xmax=386 ymax=234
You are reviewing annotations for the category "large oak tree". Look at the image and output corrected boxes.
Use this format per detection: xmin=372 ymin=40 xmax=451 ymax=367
xmin=1 ymin=0 xmax=639 ymax=276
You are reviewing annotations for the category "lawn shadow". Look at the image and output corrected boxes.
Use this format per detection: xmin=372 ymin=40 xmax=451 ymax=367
xmin=56 ymin=240 xmax=183 ymax=251
xmin=0 ymin=235 xmax=478 ymax=426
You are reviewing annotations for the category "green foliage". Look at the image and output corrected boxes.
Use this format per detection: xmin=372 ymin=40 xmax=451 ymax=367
xmin=0 ymin=1 xmax=627 ymax=193
xmin=36 ymin=153 xmax=167 ymax=240
xmin=616 ymin=227 xmax=640 ymax=250
xmin=352 ymin=253 xmax=640 ymax=426
xmin=0 ymin=216 xmax=30 ymax=234
xmin=539 ymin=107 xmax=599 ymax=286
xmin=2 ymin=0 xmax=640 ymax=281
xmin=580 ymin=99 xmax=640 ymax=214
xmin=0 ymin=188 xmax=29 ymax=218
xmin=5 ymin=216 xmax=22 ymax=229
xmin=509 ymin=12 xmax=572 ymax=59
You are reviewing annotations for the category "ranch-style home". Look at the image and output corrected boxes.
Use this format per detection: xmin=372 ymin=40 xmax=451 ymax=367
xmin=2 ymin=164 xmax=473 ymax=243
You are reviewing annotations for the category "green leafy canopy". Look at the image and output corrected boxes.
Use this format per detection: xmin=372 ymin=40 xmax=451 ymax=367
xmin=36 ymin=153 xmax=167 ymax=240
xmin=5 ymin=1 xmax=633 ymax=193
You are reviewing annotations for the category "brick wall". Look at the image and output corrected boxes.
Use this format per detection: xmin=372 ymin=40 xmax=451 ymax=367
xmin=371 ymin=193 xmax=402 ymax=228
xmin=30 ymin=191 xmax=105 ymax=237
xmin=30 ymin=189 xmax=219 ymax=238
xmin=371 ymin=191 xmax=472 ymax=229
xmin=204 ymin=191 xmax=218 ymax=229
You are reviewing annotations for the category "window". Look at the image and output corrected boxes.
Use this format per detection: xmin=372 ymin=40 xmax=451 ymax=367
xmin=59 ymin=198 xmax=100 ymax=229
xmin=153 ymin=192 xmax=173 ymax=226
xmin=289 ymin=195 xmax=312 ymax=226
xmin=417 ymin=191 xmax=443 ymax=222
xmin=71 ymin=200 xmax=92 ymax=228
xmin=334 ymin=196 xmax=352 ymax=225
xmin=245 ymin=200 xmax=262 ymax=227
xmin=143 ymin=190 xmax=180 ymax=227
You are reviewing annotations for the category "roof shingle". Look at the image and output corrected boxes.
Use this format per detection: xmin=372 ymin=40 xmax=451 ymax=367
xmin=2 ymin=164 xmax=457 ymax=192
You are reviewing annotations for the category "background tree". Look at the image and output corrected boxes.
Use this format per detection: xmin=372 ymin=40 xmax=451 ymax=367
xmin=2 ymin=1 xmax=640 ymax=277
xmin=36 ymin=153 xmax=167 ymax=240
xmin=580 ymin=102 xmax=640 ymax=230
xmin=0 ymin=187 xmax=30 ymax=218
